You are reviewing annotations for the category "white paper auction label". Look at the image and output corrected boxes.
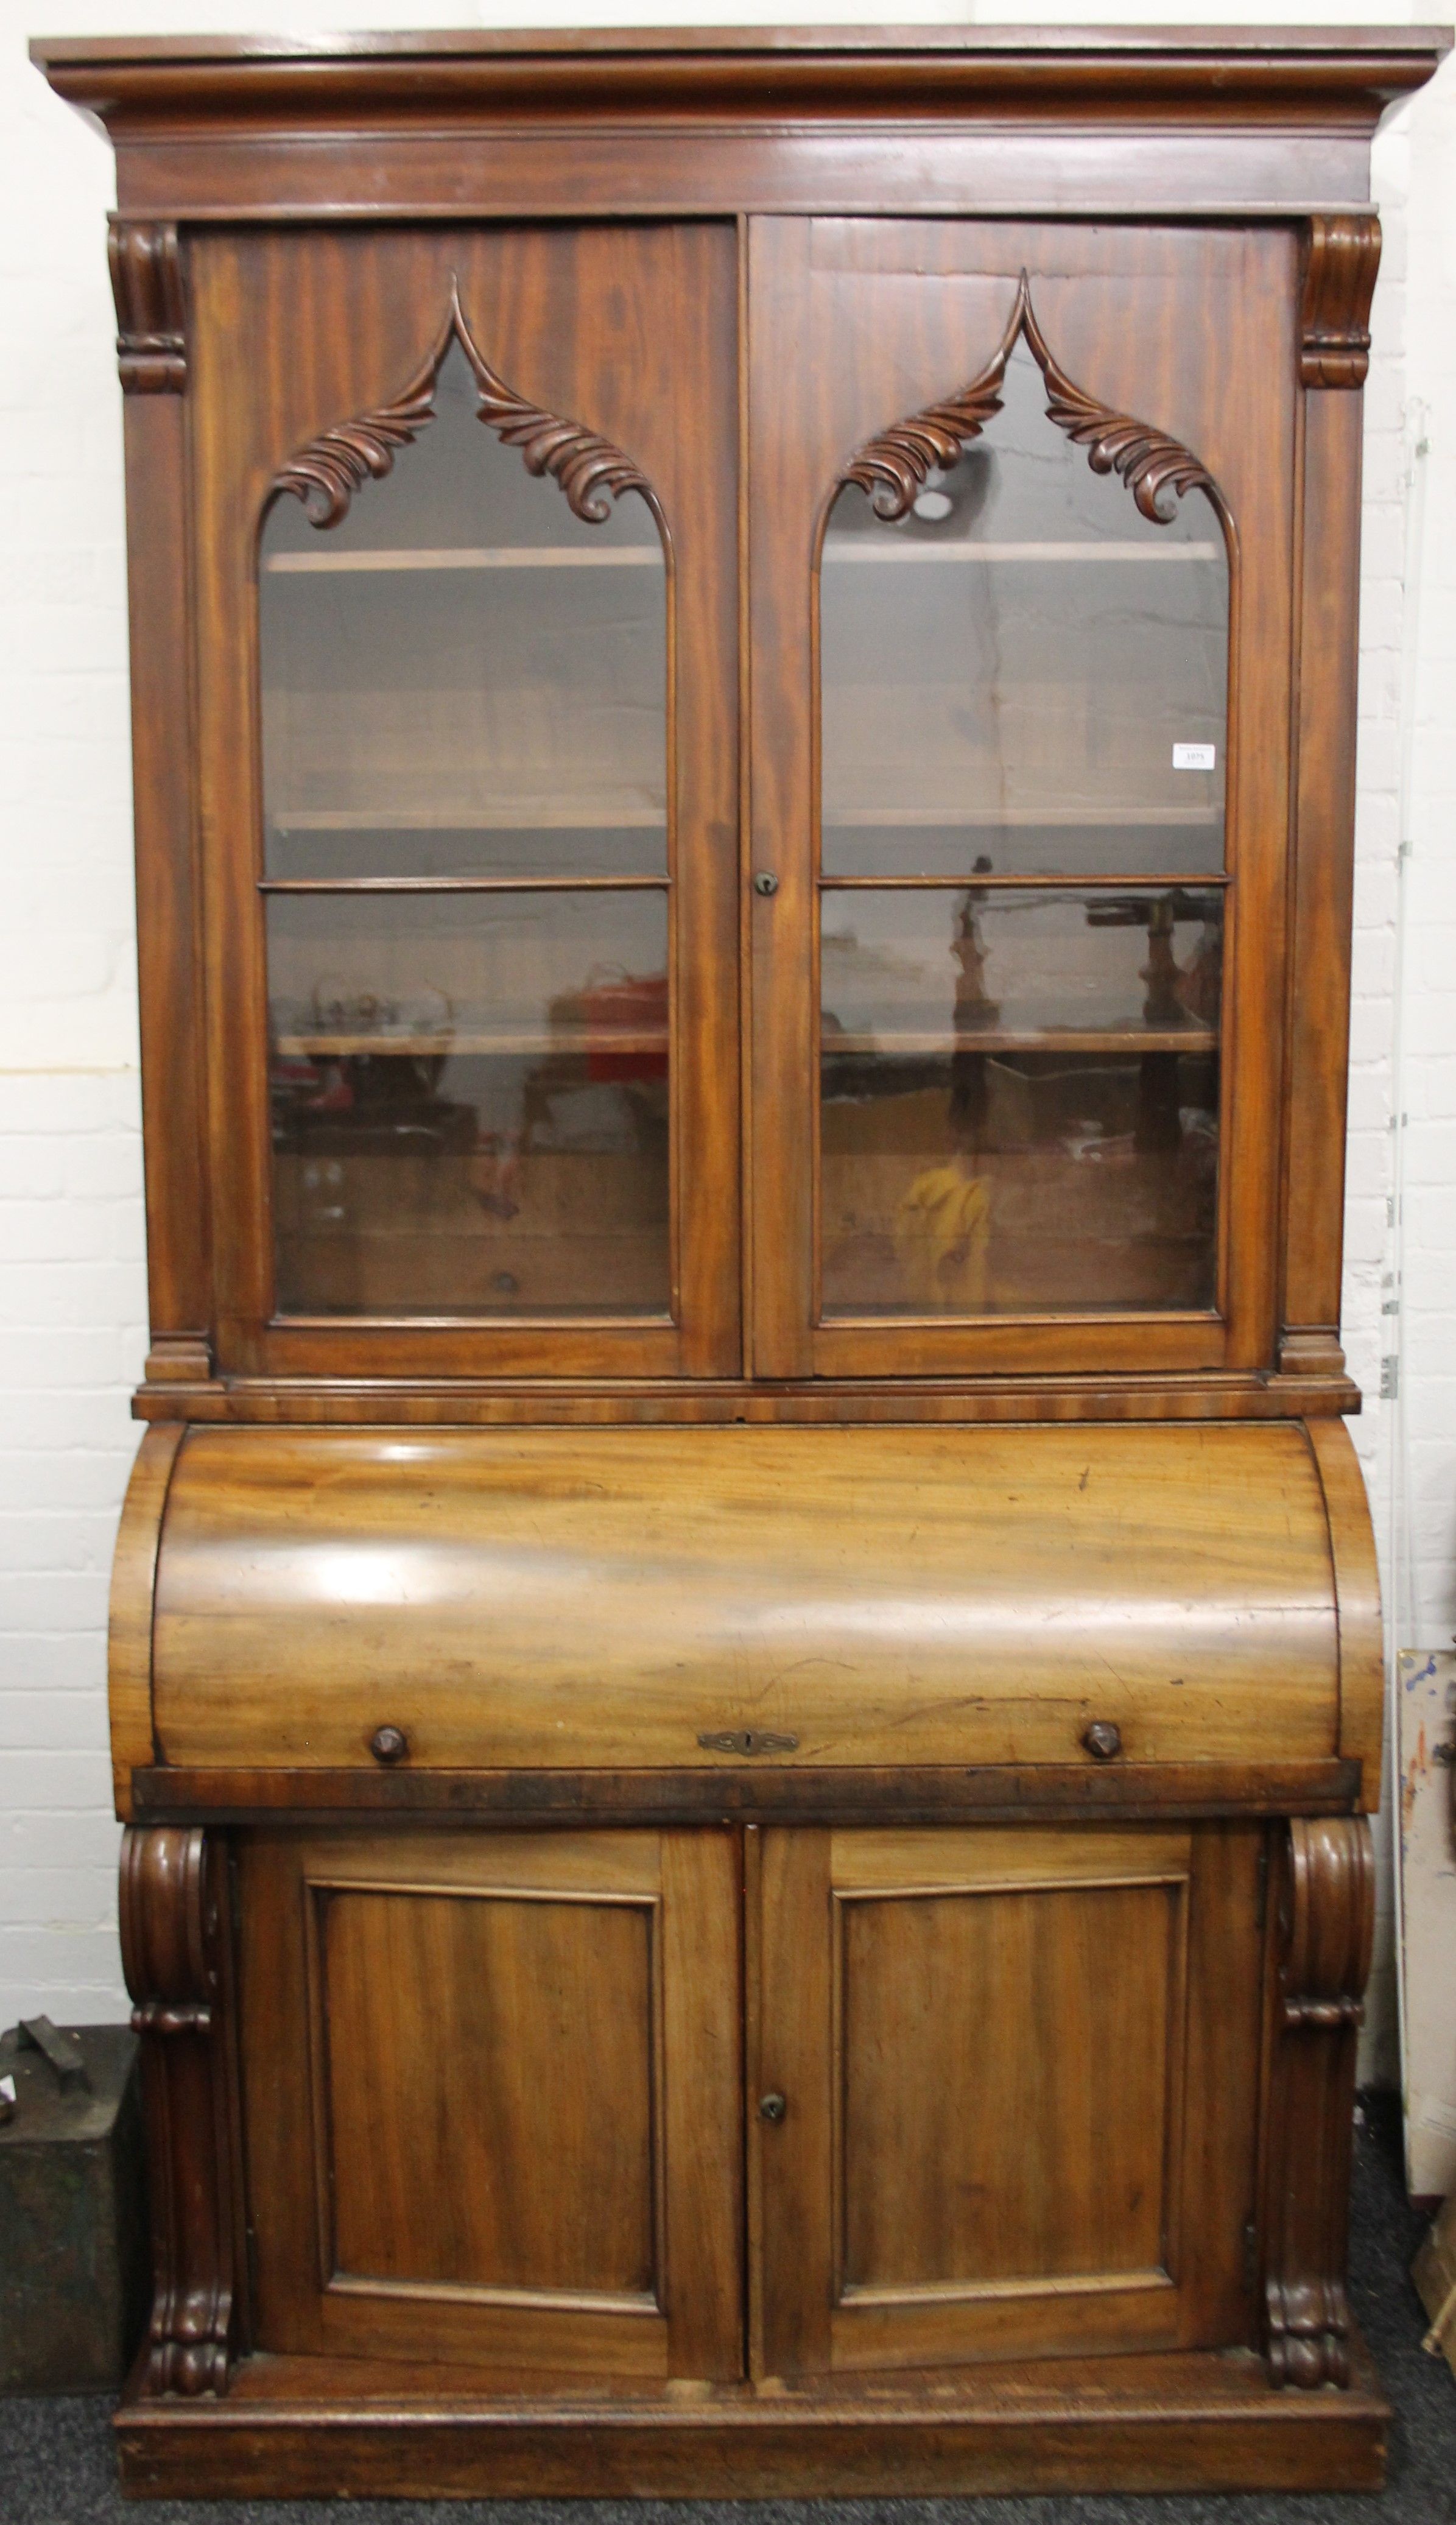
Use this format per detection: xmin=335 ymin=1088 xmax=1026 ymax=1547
xmin=1172 ymin=742 xmax=1216 ymax=770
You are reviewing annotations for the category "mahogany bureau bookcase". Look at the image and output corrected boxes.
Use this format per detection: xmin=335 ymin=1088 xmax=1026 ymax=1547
xmin=33 ymin=23 xmax=1451 ymax=2499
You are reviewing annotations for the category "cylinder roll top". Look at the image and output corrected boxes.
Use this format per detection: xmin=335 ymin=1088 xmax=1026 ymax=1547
xmin=115 ymin=1420 xmax=1376 ymax=1783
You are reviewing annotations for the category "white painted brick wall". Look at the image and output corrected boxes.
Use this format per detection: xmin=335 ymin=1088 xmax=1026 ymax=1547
xmin=2 ymin=4 xmax=1453 ymax=2064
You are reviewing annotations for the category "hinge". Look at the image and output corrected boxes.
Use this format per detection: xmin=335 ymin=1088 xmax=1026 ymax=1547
xmin=1380 ymin=1354 xmax=1400 ymax=1401
xmin=1243 ymin=2216 xmax=1260 ymax=2298
xmin=1255 ymin=1837 xmax=1270 ymax=1933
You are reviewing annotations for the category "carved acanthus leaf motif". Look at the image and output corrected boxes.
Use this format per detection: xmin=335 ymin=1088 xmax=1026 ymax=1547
xmin=842 ymin=275 xmax=1029 ymax=521
xmin=108 ymin=219 xmax=186 ymax=395
xmin=460 ymin=345 xmax=650 ymax=523
xmin=273 ymin=374 xmax=438 ymax=529
xmin=1021 ymin=296 xmax=1215 ymax=525
xmin=837 ymin=272 xmax=1217 ymax=533
xmin=273 ymin=283 xmax=653 ymax=532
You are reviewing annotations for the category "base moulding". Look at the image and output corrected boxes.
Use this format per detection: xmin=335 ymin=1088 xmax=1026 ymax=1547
xmin=117 ymin=2339 xmax=1388 ymax=2499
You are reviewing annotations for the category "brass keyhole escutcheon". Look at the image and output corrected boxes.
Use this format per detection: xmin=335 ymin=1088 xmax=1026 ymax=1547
xmin=759 ymin=2091 xmax=787 ymax=2124
xmin=753 ymin=870 xmax=779 ymax=897
xmin=370 ymin=1724 xmax=409 ymax=1766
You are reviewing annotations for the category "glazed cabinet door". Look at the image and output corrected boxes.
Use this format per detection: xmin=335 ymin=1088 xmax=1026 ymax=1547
xmin=190 ymin=224 xmax=739 ymax=1379
xmin=748 ymin=219 xmax=1296 ymax=1379
xmin=750 ymin=1823 xmax=1265 ymax=2376
xmin=237 ymin=1828 xmax=743 ymax=2381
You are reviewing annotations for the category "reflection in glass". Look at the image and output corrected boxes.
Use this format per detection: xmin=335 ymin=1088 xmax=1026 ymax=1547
xmin=820 ymin=889 xmax=1221 ymax=1315
xmin=820 ymin=340 xmax=1228 ymax=881
xmin=261 ymin=348 xmax=667 ymax=881
xmin=258 ymin=340 xmax=672 ymax=1319
xmin=269 ymin=893 xmax=669 ymax=1317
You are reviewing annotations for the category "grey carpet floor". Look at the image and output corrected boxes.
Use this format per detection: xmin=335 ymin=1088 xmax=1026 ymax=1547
xmin=2 ymin=2098 xmax=1452 ymax=2524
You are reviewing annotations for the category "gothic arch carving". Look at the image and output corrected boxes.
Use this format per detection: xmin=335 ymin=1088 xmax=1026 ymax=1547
xmin=272 ymin=282 xmax=657 ymax=530
xmin=835 ymin=271 xmax=1223 ymax=533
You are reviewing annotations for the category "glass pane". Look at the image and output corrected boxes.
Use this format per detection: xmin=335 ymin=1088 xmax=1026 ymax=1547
xmin=821 ymin=339 xmax=1227 ymax=881
xmin=259 ymin=337 xmax=673 ymax=1322
xmin=261 ymin=347 xmax=667 ymax=881
xmin=821 ymin=887 xmax=1220 ymax=1315
xmin=268 ymin=878 xmax=670 ymax=1318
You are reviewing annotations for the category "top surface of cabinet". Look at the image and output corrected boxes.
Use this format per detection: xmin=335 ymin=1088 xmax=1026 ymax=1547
xmin=40 ymin=27 xmax=1450 ymax=1420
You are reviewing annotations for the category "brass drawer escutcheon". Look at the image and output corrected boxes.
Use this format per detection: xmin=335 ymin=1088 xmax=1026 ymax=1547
xmin=697 ymin=1730 xmax=800 ymax=1757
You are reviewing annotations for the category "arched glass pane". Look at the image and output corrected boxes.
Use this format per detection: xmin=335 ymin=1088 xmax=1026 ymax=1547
xmin=821 ymin=339 xmax=1227 ymax=881
xmin=818 ymin=336 xmax=1227 ymax=1319
xmin=259 ymin=343 xmax=670 ymax=1318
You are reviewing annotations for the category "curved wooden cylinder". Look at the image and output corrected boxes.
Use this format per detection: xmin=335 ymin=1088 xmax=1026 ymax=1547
xmin=110 ymin=1417 xmax=1381 ymax=1799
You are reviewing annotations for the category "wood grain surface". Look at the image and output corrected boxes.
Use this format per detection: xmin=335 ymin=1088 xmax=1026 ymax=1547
xmin=238 ymin=1826 xmax=742 ymax=2382
xmin=149 ymin=1421 xmax=1340 ymax=1772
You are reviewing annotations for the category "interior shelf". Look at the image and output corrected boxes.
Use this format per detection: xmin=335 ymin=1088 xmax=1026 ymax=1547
xmin=264 ymin=545 xmax=663 ymax=574
xmin=273 ymin=1029 xmax=669 ymax=1060
xmin=823 ymin=1025 xmax=1219 ymax=1056
xmin=268 ymin=806 xmax=668 ymax=831
xmin=820 ymin=538 xmax=1223 ymax=565
xmin=822 ymin=806 xmax=1221 ymax=829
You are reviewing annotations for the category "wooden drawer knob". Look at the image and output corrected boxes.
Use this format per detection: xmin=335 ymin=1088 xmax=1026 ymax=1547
xmin=1082 ymin=1720 xmax=1123 ymax=1762
xmin=370 ymin=1724 xmax=409 ymax=1766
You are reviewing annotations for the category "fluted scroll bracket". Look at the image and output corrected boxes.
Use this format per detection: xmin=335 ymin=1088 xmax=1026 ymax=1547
xmin=1262 ymin=1815 xmax=1376 ymax=2389
xmin=108 ymin=220 xmax=186 ymax=394
xmin=1301 ymin=215 xmax=1382 ymax=389
xmin=273 ymin=280 xmax=655 ymax=532
xmin=837 ymin=271 xmax=1220 ymax=530
xmin=119 ymin=1827 xmax=239 ymax=2397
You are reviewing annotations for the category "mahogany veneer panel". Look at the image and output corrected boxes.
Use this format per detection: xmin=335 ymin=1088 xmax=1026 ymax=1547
xmin=147 ymin=1420 xmax=1343 ymax=1773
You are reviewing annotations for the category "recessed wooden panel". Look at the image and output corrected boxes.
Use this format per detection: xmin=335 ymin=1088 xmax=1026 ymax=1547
xmin=314 ymin=1882 xmax=657 ymax=2301
xmin=837 ymin=1876 xmax=1183 ymax=2293
xmin=755 ymin=1822 xmax=1259 ymax=2379
xmin=239 ymin=1826 xmax=742 ymax=2382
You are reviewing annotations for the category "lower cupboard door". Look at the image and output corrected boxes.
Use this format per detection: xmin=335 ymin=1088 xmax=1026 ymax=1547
xmin=237 ymin=1826 xmax=743 ymax=2381
xmin=750 ymin=1822 xmax=1265 ymax=2377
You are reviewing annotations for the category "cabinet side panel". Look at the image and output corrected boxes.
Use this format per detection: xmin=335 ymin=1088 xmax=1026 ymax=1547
xmin=1281 ymin=389 xmax=1365 ymax=1379
xmin=120 ymin=375 xmax=211 ymax=1372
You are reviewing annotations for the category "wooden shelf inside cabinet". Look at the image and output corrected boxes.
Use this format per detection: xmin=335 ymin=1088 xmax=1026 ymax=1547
xmin=273 ymin=1029 xmax=669 ymax=1058
xmin=264 ymin=545 xmax=664 ymax=574
xmin=821 ymin=538 xmax=1225 ymax=565
xmin=267 ymin=809 xmax=667 ymax=834
xmin=826 ymin=1026 xmax=1219 ymax=1056
xmin=822 ymin=809 xmax=1222 ymax=832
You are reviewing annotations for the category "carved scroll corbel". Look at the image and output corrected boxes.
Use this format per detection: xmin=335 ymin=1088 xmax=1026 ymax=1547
xmin=1262 ymin=1815 xmax=1375 ymax=2389
xmin=108 ymin=219 xmax=186 ymax=394
xmin=120 ymin=1826 xmax=239 ymax=2396
xmin=1301 ymin=214 xmax=1382 ymax=389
